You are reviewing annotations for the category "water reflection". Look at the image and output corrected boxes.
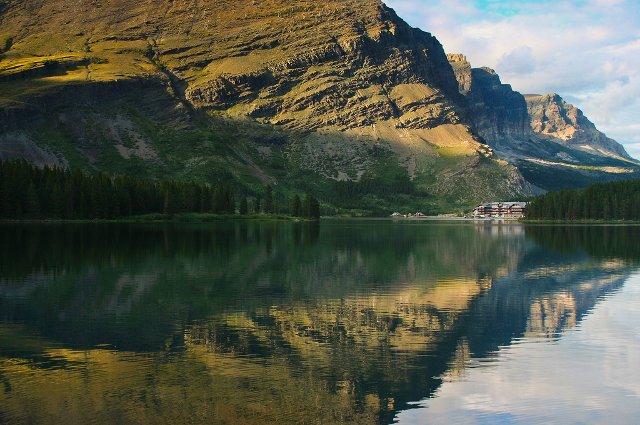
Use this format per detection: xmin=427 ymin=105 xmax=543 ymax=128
xmin=0 ymin=221 xmax=638 ymax=424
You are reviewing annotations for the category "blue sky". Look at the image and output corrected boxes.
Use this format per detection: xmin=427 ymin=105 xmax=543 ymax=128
xmin=386 ymin=0 xmax=640 ymax=158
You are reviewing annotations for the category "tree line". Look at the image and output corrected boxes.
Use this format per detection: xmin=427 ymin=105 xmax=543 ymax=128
xmin=0 ymin=160 xmax=321 ymax=220
xmin=526 ymin=179 xmax=640 ymax=220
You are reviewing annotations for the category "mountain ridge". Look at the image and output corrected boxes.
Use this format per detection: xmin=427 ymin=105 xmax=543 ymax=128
xmin=524 ymin=93 xmax=634 ymax=161
xmin=446 ymin=53 xmax=638 ymax=190
xmin=0 ymin=0 xmax=637 ymax=212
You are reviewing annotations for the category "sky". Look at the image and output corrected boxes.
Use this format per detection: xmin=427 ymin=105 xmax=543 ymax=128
xmin=386 ymin=0 xmax=640 ymax=159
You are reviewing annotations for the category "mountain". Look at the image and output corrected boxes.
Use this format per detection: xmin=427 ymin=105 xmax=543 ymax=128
xmin=447 ymin=53 xmax=530 ymax=144
xmin=525 ymin=93 xmax=632 ymax=160
xmin=0 ymin=0 xmax=636 ymax=213
xmin=0 ymin=0 xmax=540 ymax=214
xmin=447 ymin=54 xmax=639 ymax=191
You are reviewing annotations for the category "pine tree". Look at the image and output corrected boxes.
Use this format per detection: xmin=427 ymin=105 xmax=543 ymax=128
xmin=226 ymin=186 xmax=235 ymax=214
xmin=291 ymin=195 xmax=301 ymax=217
xmin=163 ymin=183 xmax=177 ymax=216
xmin=254 ymin=196 xmax=261 ymax=214
xmin=309 ymin=196 xmax=320 ymax=220
xmin=264 ymin=185 xmax=274 ymax=214
xmin=25 ymin=182 xmax=40 ymax=218
xmin=239 ymin=196 xmax=248 ymax=215
xmin=525 ymin=179 xmax=640 ymax=221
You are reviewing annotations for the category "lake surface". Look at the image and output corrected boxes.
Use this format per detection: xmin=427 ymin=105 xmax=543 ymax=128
xmin=0 ymin=220 xmax=639 ymax=424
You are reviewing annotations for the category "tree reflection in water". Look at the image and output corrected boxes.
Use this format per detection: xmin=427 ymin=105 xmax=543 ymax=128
xmin=0 ymin=221 xmax=637 ymax=424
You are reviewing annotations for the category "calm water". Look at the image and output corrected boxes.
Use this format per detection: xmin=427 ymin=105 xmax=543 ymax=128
xmin=0 ymin=221 xmax=639 ymax=424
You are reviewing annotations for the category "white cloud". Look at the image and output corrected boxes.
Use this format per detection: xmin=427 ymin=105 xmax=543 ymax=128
xmin=497 ymin=46 xmax=536 ymax=75
xmin=386 ymin=0 xmax=640 ymax=158
xmin=627 ymin=143 xmax=640 ymax=158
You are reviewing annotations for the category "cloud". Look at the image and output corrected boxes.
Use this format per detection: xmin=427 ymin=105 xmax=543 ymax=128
xmin=386 ymin=0 xmax=640 ymax=158
xmin=627 ymin=144 xmax=640 ymax=158
xmin=497 ymin=46 xmax=536 ymax=75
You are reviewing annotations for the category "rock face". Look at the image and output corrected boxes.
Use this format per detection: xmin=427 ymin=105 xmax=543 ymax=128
xmin=447 ymin=54 xmax=530 ymax=144
xmin=181 ymin=1 xmax=466 ymax=134
xmin=446 ymin=54 xmax=472 ymax=95
xmin=446 ymin=53 xmax=638 ymax=190
xmin=525 ymin=93 xmax=632 ymax=160
xmin=0 ymin=0 xmax=466 ymax=134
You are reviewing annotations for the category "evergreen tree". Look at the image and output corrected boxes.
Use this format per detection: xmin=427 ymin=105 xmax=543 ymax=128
xmin=309 ymin=196 xmax=321 ymax=220
xmin=227 ymin=186 xmax=235 ymax=214
xmin=291 ymin=195 xmax=301 ymax=217
xmin=239 ymin=196 xmax=248 ymax=215
xmin=163 ymin=183 xmax=177 ymax=216
xmin=264 ymin=185 xmax=274 ymax=214
xmin=526 ymin=179 xmax=640 ymax=221
xmin=25 ymin=182 xmax=40 ymax=218
xmin=301 ymin=194 xmax=320 ymax=220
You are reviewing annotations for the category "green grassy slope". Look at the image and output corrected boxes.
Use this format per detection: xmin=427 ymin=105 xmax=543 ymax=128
xmin=1 ymin=75 xmax=529 ymax=215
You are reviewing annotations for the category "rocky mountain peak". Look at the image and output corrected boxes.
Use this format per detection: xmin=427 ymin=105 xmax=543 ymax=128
xmin=446 ymin=54 xmax=637 ymax=185
xmin=446 ymin=53 xmax=468 ymax=63
xmin=478 ymin=66 xmax=498 ymax=75
xmin=525 ymin=93 xmax=634 ymax=161
xmin=2 ymin=0 xmax=470 ymax=135
xmin=178 ymin=0 xmax=470 ymax=133
xmin=446 ymin=53 xmax=472 ymax=95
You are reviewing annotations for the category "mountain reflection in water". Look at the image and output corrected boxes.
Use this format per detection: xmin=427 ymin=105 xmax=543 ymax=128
xmin=0 ymin=221 xmax=638 ymax=424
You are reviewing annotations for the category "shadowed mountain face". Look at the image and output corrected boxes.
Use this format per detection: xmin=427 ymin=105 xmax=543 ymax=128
xmin=447 ymin=54 xmax=639 ymax=190
xmin=0 ymin=222 xmax=638 ymax=424
xmin=447 ymin=54 xmax=531 ymax=143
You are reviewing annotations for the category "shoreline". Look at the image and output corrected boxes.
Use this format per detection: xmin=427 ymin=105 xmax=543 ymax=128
xmin=329 ymin=216 xmax=640 ymax=225
xmin=521 ymin=219 xmax=640 ymax=225
xmin=3 ymin=215 xmax=639 ymax=225
xmin=0 ymin=213 xmax=318 ymax=224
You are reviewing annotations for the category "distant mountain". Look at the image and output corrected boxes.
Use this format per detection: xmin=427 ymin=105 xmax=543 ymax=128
xmin=525 ymin=93 xmax=633 ymax=161
xmin=447 ymin=53 xmax=639 ymax=190
xmin=0 ymin=0 xmax=637 ymax=213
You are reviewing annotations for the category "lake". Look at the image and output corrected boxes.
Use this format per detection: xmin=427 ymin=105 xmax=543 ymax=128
xmin=0 ymin=220 xmax=639 ymax=424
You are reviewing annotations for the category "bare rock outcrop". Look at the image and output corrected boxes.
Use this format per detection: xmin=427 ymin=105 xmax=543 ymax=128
xmin=447 ymin=53 xmax=637 ymax=179
xmin=525 ymin=93 xmax=634 ymax=161
xmin=447 ymin=54 xmax=531 ymax=145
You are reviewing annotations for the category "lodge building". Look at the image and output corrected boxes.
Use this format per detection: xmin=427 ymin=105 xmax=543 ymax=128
xmin=472 ymin=202 xmax=527 ymax=219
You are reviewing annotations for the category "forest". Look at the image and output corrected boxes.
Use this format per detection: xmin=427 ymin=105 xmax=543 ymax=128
xmin=0 ymin=160 xmax=321 ymax=220
xmin=526 ymin=178 xmax=640 ymax=220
